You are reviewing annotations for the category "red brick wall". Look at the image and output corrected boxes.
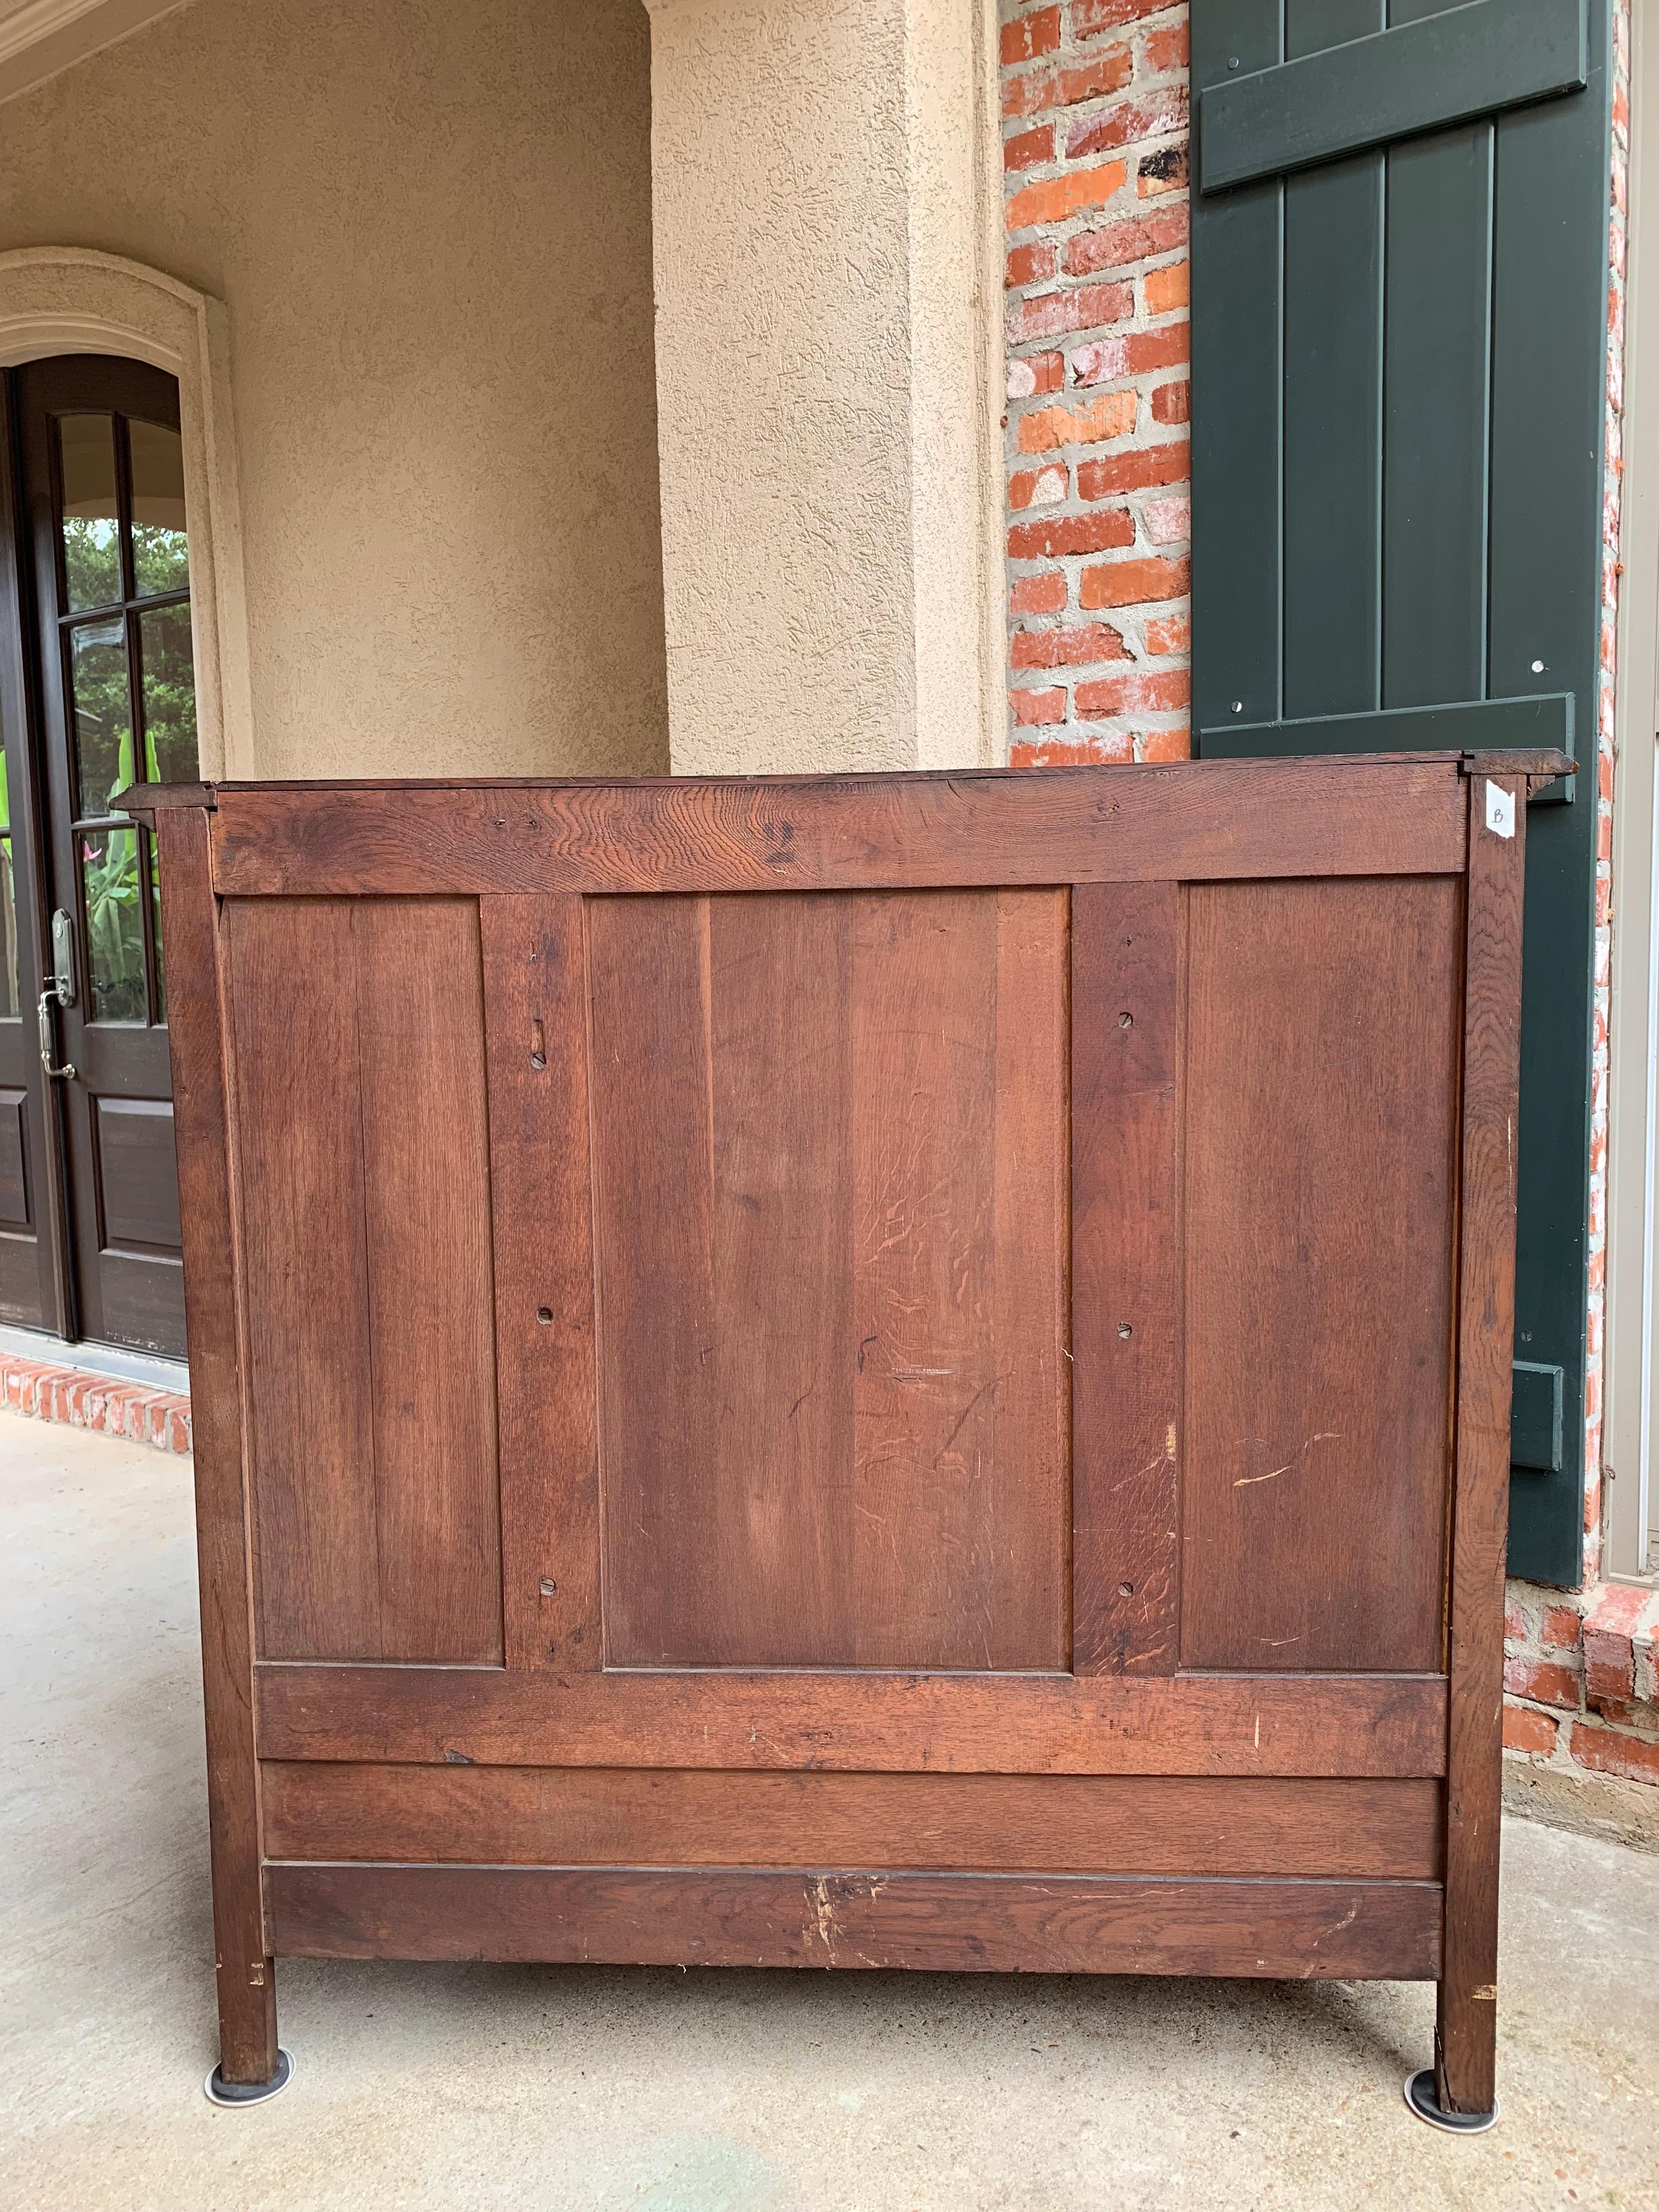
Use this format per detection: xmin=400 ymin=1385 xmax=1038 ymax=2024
xmin=999 ymin=0 xmax=1192 ymax=765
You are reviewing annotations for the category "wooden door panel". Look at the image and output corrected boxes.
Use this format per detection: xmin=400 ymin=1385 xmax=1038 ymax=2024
xmin=93 ymin=1095 xmax=181 ymax=1248
xmin=0 ymin=1086 xmax=27 ymax=1225
xmin=230 ymin=897 xmax=501 ymax=1664
xmin=1178 ymin=876 xmax=1460 ymax=1672
xmin=588 ymin=888 xmax=1069 ymax=1671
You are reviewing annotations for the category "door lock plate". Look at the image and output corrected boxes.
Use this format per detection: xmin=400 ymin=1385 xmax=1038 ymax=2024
xmin=50 ymin=907 xmax=76 ymax=1007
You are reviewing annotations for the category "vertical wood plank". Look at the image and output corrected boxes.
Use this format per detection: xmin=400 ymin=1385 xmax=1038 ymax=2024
xmin=847 ymin=891 xmax=1067 ymax=1671
xmin=849 ymin=891 xmax=1000 ymax=1666
xmin=1180 ymin=874 xmax=1461 ymax=1672
xmin=589 ymin=888 xmax=1068 ymax=1672
xmin=589 ymin=896 xmax=718 ymax=1664
xmin=1070 ymin=881 xmax=1180 ymax=1674
xmin=707 ymin=893 xmax=855 ymax=1665
xmin=990 ymin=889 xmax=1071 ymax=1666
xmin=229 ymin=901 xmax=380 ymax=1659
xmin=354 ymin=901 xmax=501 ymax=1664
xmin=155 ymin=809 xmax=278 ymax=2085
xmin=483 ymin=896 xmax=601 ymax=1671
xmin=1438 ymin=774 xmax=1527 ymax=2119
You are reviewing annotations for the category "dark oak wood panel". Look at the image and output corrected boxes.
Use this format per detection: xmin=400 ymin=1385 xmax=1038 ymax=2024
xmin=153 ymin=810 xmax=278 ymax=2086
xmin=353 ymin=902 xmax=500 ymax=1662
xmin=481 ymin=897 xmax=600 ymax=1672
xmin=1071 ymin=882 xmax=1181 ymax=1673
xmin=265 ymin=1864 xmax=1444 ymax=1980
xmin=1438 ymin=777 xmax=1527 ymax=2118
xmin=206 ymin=758 xmax=1466 ymax=898
xmin=255 ymin=1664 xmax=1449 ymax=1778
xmin=142 ymin=758 xmax=1537 ymax=2092
xmin=1179 ymin=876 xmax=1461 ymax=1673
xmin=588 ymin=889 xmax=1068 ymax=1671
xmin=261 ymin=1765 xmax=1442 ymax=1880
xmin=230 ymin=900 xmax=379 ymax=1659
xmin=229 ymin=898 xmax=501 ymax=1666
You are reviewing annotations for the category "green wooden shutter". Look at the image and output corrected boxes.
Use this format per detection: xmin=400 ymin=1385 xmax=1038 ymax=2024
xmin=1191 ymin=0 xmax=1612 ymax=1585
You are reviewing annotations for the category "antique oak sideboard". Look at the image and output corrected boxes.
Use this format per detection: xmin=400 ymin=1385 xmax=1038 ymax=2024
xmin=123 ymin=749 xmax=1564 ymax=2127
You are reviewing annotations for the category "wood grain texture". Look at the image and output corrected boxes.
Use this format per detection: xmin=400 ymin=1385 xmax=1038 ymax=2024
xmin=481 ymin=897 xmax=599 ymax=1671
xmin=1438 ymin=776 xmax=1526 ymax=2118
xmin=1179 ymin=876 xmax=1462 ymax=1672
xmin=264 ymin=1863 xmax=1443 ymax=1979
xmin=254 ymin=1664 xmax=1449 ymax=1777
xmin=353 ymin=902 xmax=500 ymax=1662
xmin=587 ymin=889 xmax=1068 ymax=1671
xmin=1071 ymin=882 xmax=1181 ymax=1673
xmin=207 ymin=759 xmax=1466 ymax=898
xmin=229 ymin=901 xmax=379 ymax=1658
xmin=154 ymin=810 xmax=278 ymax=2085
xmin=229 ymin=898 xmax=501 ymax=1664
xmin=261 ymin=1765 xmax=1443 ymax=1879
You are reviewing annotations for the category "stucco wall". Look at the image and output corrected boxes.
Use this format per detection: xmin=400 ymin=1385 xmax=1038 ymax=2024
xmin=647 ymin=0 xmax=1004 ymax=775
xmin=0 ymin=0 xmax=669 ymax=779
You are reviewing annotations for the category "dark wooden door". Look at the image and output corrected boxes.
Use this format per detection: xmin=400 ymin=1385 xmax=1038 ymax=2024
xmin=1 ymin=356 xmax=196 ymax=1356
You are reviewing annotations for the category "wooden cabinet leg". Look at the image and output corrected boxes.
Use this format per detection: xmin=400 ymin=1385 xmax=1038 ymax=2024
xmin=157 ymin=811 xmax=292 ymax=2108
xmin=1428 ymin=1969 xmax=1498 ymax=2122
xmin=1403 ymin=770 xmax=1522 ymax=2140
xmin=206 ymin=1952 xmax=290 ymax=2104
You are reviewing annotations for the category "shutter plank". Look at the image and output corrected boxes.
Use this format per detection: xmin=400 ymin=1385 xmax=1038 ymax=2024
xmin=1190 ymin=0 xmax=1282 ymax=736
xmin=1200 ymin=0 xmax=1587 ymax=193
xmin=1383 ymin=117 xmax=1493 ymax=709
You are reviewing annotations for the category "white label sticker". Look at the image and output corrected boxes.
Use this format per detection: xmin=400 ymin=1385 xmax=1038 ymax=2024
xmin=1485 ymin=780 xmax=1516 ymax=840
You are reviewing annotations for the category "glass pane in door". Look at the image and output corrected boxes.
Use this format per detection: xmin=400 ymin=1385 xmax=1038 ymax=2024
xmin=57 ymin=415 xmax=121 ymax=612
xmin=80 ymin=825 xmax=144 ymax=1022
xmin=129 ymin=421 xmax=189 ymax=597
xmin=69 ymin=617 xmax=135 ymax=817
xmin=138 ymin=601 xmax=197 ymax=785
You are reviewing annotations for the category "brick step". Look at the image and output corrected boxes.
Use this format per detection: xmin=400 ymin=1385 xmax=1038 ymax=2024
xmin=2 ymin=1354 xmax=190 ymax=1455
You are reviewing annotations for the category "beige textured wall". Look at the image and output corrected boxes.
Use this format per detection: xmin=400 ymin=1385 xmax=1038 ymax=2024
xmin=0 ymin=0 xmax=669 ymax=779
xmin=647 ymin=0 xmax=1004 ymax=775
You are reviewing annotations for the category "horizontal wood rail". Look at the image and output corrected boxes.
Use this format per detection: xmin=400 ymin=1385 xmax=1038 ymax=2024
xmin=263 ymin=1864 xmax=1445 ymax=1979
xmin=179 ymin=758 xmax=1470 ymax=896
xmin=255 ymin=1667 xmax=1451 ymax=1778
xmin=261 ymin=1765 xmax=1444 ymax=1880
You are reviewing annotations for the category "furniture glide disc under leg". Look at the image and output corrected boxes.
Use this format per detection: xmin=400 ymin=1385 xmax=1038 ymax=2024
xmin=1403 ymin=2068 xmax=1497 ymax=2133
xmin=205 ymin=2049 xmax=295 ymax=2107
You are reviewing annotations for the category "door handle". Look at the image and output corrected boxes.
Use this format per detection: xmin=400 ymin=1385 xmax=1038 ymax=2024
xmin=38 ymin=984 xmax=75 ymax=1081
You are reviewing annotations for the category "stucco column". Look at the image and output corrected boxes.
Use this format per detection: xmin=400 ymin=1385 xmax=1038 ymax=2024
xmin=646 ymin=0 xmax=1005 ymax=774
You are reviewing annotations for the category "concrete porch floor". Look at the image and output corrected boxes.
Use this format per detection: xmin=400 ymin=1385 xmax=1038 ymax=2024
xmin=2 ymin=1413 xmax=1655 ymax=2212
